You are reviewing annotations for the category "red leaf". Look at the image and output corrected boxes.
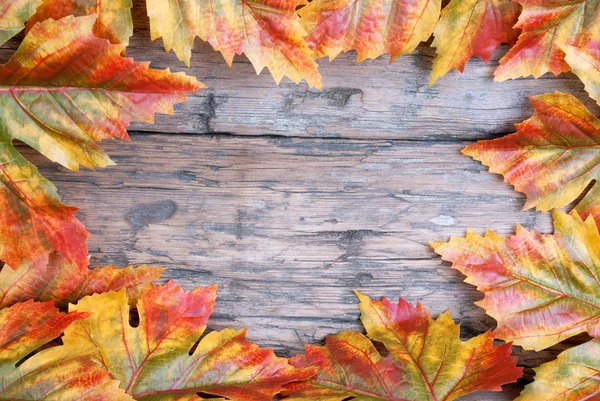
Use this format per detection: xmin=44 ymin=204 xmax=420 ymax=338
xmin=496 ymin=0 xmax=600 ymax=81
xmin=0 ymin=252 xmax=163 ymax=309
xmin=285 ymin=291 xmax=522 ymax=400
xmin=463 ymin=92 xmax=600 ymax=222
xmin=433 ymin=211 xmax=600 ymax=351
xmin=430 ymin=0 xmax=520 ymax=84
xmin=61 ymin=281 xmax=315 ymax=399
xmin=298 ymin=0 xmax=441 ymax=63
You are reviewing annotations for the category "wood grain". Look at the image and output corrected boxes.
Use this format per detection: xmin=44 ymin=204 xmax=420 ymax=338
xmin=5 ymin=3 xmax=600 ymax=399
xmin=21 ymin=134 xmax=580 ymax=400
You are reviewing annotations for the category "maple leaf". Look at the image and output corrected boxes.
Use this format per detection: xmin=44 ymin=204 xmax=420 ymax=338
xmin=27 ymin=0 xmax=134 ymax=45
xmin=515 ymin=339 xmax=600 ymax=400
xmin=463 ymin=92 xmax=600 ymax=222
xmin=60 ymin=281 xmax=314 ymax=399
xmin=0 ymin=148 xmax=89 ymax=272
xmin=0 ymin=15 xmax=202 ymax=269
xmin=0 ymin=252 xmax=163 ymax=309
xmin=297 ymin=0 xmax=441 ymax=63
xmin=0 ymin=300 xmax=132 ymax=400
xmin=495 ymin=0 xmax=600 ymax=81
xmin=433 ymin=210 xmax=600 ymax=351
xmin=145 ymin=0 xmax=322 ymax=89
xmin=430 ymin=0 xmax=521 ymax=85
xmin=562 ymin=39 xmax=600 ymax=106
xmin=284 ymin=291 xmax=522 ymax=401
xmin=0 ymin=0 xmax=42 ymax=46
xmin=3 ymin=14 xmax=202 ymax=173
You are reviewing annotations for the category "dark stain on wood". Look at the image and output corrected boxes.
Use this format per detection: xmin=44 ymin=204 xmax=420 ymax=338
xmin=125 ymin=200 xmax=177 ymax=233
xmin=195 ymin=93 xmax=219 ymax=132
xmin=282 ymin=87 xmax=365 ymax=112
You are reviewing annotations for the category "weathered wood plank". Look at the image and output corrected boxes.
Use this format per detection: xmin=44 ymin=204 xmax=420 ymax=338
xmin=21 ymin=134 xmax=582 ymax=400
xmin=110 ymin=38 xmax=600 ymax=140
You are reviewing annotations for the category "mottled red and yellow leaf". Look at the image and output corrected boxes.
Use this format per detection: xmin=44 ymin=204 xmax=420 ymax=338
xmin=0 ymin=146 xmax=89 ymax=272
xmin=433 ymin=210 xmax=600 ymax=351
xmin=515 ymin=339 xmax=600 ymax=400
xmin=562 ymin=40 xmax=600 ymax=106
xmin=0 ymin=15 xmax=202 ymax=269
xmin=4 ymin=14 xmax=202 ymax=171
xmin=298 ymin=0 xmax=441 ymax=62
xmin=285 ymin=291 xmax=521 ymax=401
xmin=0 ymin=0 xmax=42 ymax=46
xmin=27 ymin=0 xmax=134 ymax=45
xmin=146 ymin=0 xmax=322 ymax=88
xmin=496 ymin=0 xmax=600 ymax=81
xmin=0 ymin=252 xmax=163 ymax=309
xmin=463 ymin=92 xmax=600 ymax=219
xmin=430 ymin=0 xmax=520 ymax=85
xmin=0 ymin=300 xmax=132 ymax=400
xmin=61 ymin=281 xmax=314 ymax=399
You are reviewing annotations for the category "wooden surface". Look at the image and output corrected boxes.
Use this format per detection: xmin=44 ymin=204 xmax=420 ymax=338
xmin=6 ymin=5 xmax=600 ymax=400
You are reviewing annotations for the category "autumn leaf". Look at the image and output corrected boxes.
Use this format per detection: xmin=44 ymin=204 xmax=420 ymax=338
xmin=0 ymin=300 xmax=132 ymax=400
xmin=495 ymin=0 xmax=600 ymax=81
xmin=146 ymin=0 xmax=322 ymax=89
xmin=433 ymin=210 xmax=600 ymax=351
xmin=3 ymin=14 xmax=202 ymax=175
xmin=0 ymin=0 xmax=42 ymax=46
xmin=463 ymin=92 xmax=600 ymax=220
xmin=0 ymin=150 xmax=89 ymax=273
xmin=297 ymin=0 xmax=441 ymax=63
xmin=0 ymin=15 xmax=202 ymax=269
xmin=27 ymin=0 xmax=134 ymax=45
xmin=562 ymin=39 xmax=600 ymax=106
xmin=515 ymin=339 xmax=600 ymax=400
xmin=430 ymin=0 xmax=521 ymax=85
xmin=284 ymin=291 xmax=522 ymax=401
xmin=61 ymin=281 xmax=314 ymax=399
xmin=0 ymin=252 xmax=163 ymax=309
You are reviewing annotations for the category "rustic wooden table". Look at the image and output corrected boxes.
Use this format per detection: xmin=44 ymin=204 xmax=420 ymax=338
xmin=7 ymin=5 xmax=600 ymax=400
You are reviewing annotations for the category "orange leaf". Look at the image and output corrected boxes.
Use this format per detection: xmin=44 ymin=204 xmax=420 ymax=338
xmin=433 ymin=210 xmax=600 ymax=351
xmin=298 ymin=0 xmax=441 ymax=63
xmin=0 ymin=154 xmax=89 ymax=272
xmin=61 ymin=281 xmax=314 ymax=399
xmin=27 ymin=0 xmax=134 ymax=45
xmin=495 ymin=0 xmax=600 ymax=81
xmin=146 ymin=0 xmax=322 ymax=88
xmin=463 ymin=92 xmax=600 ymax=224
xmin=0 ymin=300 xmax=132 ymax=400
xmin=0 ymin=252 xmax=163 ymax=309
xmin=285 ymin=291 xmax=521 ymax=401
xmin=562 ymin=39 xmax=600 ymax=106
xmin=0 ymin=0 xmax=42 ymax=46
xmin=430 ymin=0 xmax=520 ymax=85
xmin=0 ymin=15 xmax=202 ymax=269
